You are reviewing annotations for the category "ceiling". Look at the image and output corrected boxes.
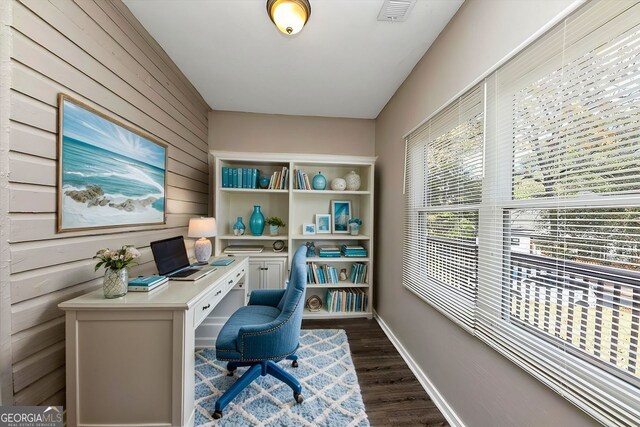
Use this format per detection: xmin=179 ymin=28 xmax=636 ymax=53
xmin=123 ymin=0 xmax=463 ymax=119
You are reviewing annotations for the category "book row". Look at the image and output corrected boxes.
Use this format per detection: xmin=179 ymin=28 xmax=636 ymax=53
xmin=221 ymin=167 xmax=260 ymax=188
xmin=307 ymin=263 xmax=340 ymax=284
xmin=326 ymin=288 xmax=369 ymax=313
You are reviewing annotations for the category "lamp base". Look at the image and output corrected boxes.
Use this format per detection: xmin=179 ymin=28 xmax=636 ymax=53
xmin=194 ymin=238 xmax=212 ymax=263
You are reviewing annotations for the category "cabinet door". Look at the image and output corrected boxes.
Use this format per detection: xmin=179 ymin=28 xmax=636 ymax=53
xmin=264 ymin=259 xmax=286 ymax=289
xmin=248 ymin=260 xmax=264 ymax=294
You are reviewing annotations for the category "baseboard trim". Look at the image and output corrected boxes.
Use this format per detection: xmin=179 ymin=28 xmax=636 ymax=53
xmin=373 ymin=311 xmax=465 ymax=427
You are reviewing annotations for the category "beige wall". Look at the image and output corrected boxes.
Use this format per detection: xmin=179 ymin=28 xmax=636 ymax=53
xmin=0 ymin=0 xmax=209 ymax=405
xmin=375 ymin=1 xmax=599 ymax=426
xmin=209 ymin=110 xmax=375 ymax=156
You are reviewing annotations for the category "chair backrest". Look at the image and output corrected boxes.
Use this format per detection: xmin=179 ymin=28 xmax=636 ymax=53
xmin=277 ymin=245 xmax=307 ymax=312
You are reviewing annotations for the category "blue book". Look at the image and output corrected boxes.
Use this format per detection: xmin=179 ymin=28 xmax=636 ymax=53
xmin=210 ymin=258 xmax=235 ymax=266
xmin=252 ymin=169 xmax=258 ymax=188
xmin=128 ymin=276 xmax=167 ymax=286
xmin=244 ymin=169 xmax=250 ymax=188
xmin=232 ymin=168 xmax=238 ymax=188
xmin=222 ymin=167 xmax=229 ymax=188
xmin=238 ymin=168 xmax=243 ymax=188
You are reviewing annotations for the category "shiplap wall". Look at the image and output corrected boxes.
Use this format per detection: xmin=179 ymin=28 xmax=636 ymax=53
xmin=1 ymin=0 xmax=210 ymax=405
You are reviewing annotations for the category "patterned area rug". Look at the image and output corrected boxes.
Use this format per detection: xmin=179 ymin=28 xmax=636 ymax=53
xmin=194 ymin=329 xmax=370 ymax=426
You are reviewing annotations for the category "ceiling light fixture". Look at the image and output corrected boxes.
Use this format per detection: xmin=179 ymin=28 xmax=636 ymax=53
xmin=266 ymin=0 xmax=311 ymax=36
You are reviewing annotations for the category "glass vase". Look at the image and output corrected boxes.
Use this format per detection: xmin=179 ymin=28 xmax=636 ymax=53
xmin=103 ymin=267 xmax=128 ymax=299
xmin=233 ymin=216 xmax=246 ymax=236
xmin=249 ymin=205 xmax=265 ymax=236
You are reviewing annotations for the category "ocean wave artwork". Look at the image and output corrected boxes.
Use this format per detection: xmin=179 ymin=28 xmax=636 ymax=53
xmin=58 ymin=96 xmax=167 ymax=231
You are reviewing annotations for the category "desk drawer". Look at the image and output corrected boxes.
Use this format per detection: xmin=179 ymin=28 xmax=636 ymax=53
xmin=225 ymin=267 xmax=245 ymax=292
xmin=194 ymin=286 xmax=224 ymax=327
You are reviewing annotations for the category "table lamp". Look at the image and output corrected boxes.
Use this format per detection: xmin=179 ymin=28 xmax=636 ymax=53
xmin=188 ymin=217 xmax=217 ymax=264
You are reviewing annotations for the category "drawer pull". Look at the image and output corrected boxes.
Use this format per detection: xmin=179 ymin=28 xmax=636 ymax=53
xmin=236 ymin=272 xmax=241 ymax=277
xmin=216 ymin=290 xmax=222 ymax=296
xmin=228 ymin=279 xmax=233 ymax=284
xmin=202 ymin=304 xmax=210 ymax=310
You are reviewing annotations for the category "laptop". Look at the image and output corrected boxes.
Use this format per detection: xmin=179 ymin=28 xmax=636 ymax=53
xmin=150 ymin=236 xmax=216 ymax=281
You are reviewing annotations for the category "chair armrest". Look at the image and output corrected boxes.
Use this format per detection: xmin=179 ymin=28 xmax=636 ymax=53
xmin=248 ymin=289 xmax=285 ymax=307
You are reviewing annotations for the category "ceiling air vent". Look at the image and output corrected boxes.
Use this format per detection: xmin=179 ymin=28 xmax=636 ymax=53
xmin=377 ymin=0 xmax=416 ymax=22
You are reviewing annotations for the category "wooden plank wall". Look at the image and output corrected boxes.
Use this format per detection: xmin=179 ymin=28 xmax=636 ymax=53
xmin=2 ymin=0 xmax=210 ymax=405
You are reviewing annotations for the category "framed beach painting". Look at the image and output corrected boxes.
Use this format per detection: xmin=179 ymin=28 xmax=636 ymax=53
xmin=316 ymin=214 xmax=331 ymax=234
xmin=331 ymin=200 xmax=352 ymax=234
xmin=57 ymin=94 xmax=167 ymax=232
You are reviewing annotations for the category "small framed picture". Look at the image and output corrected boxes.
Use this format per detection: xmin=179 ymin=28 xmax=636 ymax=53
xmin=316 ymin=214 xmax=331 ymax=234
xmin=303 ymin=223 xmax=316 ymax=235
xmin=331 ymin=200 xmax=352 ymax=234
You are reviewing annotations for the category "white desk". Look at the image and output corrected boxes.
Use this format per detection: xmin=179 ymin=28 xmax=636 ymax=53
xmin=59 ymin=257 xmax=248 ymax=427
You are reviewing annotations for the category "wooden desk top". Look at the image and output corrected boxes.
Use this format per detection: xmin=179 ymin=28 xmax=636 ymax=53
xmin=59 ymin=256 xmax=248 ymax=311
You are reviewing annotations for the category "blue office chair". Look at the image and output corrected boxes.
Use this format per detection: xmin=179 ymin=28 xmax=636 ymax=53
xmin=212 ymin=245 xmax=307 ymax=419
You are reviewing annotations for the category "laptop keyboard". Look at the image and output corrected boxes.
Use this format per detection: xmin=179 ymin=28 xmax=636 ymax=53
xmin=170 ymin=268 xmax=198 ymax=278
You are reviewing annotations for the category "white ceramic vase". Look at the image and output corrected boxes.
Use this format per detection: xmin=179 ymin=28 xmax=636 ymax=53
xmin=331 ymin=178 xmax=346 ymax=191
xmin=345 ymin=171 xmax=361 ymax=191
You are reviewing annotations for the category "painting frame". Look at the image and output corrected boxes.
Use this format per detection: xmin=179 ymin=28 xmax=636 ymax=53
xmin=331 ymin=200 xmax=352 ymax=234
xmin=303 ymin=223 xmax=317 ymax=235
xmin=316 ymin=214 xmax=331 ymax=234
xmin=57 ymin=94 xmax=168 ymax=233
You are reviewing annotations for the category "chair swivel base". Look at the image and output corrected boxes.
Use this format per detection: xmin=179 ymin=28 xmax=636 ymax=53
xmin=213 ymin=359 xmax=303 ymax=419
xmin=226 ymin=354 xmax=298 ymax=376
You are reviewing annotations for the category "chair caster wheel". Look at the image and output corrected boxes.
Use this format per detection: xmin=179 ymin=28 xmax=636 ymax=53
xmin=291 ymin=360 xmax=298 ymax=368
xmin=294 ymin=392 xmax=303 ymax=404
xmin=213 ymin=410 xmax=223 ymax=419
xmin=227 ymin=371 xmax=234 ymax=377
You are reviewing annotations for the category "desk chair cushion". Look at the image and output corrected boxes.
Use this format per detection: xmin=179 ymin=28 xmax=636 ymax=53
xmin=215 ymin=305 xmax=282 ymax=360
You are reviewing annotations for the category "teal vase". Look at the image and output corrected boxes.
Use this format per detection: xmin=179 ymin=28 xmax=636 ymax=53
xmin=249 ymin=205 xmax=265 ymax=236
xmin=312 ymin=172 xmax=326 ymax=190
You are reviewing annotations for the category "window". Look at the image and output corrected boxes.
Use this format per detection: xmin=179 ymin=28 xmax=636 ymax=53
xmin=404 ymin=1 xmax=640 ymax=424
xmin=404 ymin=85 xmax=484 ymax=331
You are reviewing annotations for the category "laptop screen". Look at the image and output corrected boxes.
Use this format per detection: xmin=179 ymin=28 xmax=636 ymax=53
xmin=150 ymin=236 xmax=190 ymax=276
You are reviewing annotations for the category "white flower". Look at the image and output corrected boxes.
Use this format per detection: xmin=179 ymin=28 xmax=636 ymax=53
xmin=126 ymin=247 xmax=141 ymax=259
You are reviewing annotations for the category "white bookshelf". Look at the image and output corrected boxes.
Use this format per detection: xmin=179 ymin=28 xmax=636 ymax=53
xmin=211 ymin=151 xmax=376 ymax=320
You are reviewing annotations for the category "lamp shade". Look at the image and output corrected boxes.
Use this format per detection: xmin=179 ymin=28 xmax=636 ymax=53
xmin=188 ymin=217 xmax=217 ymax=238
xmin=267 ymin=0 xmax=310 ymax=35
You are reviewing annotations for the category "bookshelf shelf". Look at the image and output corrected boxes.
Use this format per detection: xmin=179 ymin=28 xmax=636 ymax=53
xmin=303 ymin=308 xmax=370 ymax=319
xmin=220 ymin=188 xmax=288 ymax=194
xmin=306 ymin=283 xmax=369 ymax=288
xmin=290 ymin=234 xmax=370 ymax=241
xmin=212 ymin=151 xmax=375 ymax=320
xmin=305 ymin=257 xmax=370 ymax=262
xmin=218 ymin=234 xmax=287 ymax=241
xmin=292 ymin=190 xmax=371 ymax=195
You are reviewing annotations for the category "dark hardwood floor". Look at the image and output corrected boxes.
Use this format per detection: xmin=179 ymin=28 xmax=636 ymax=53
xmin=302 ymin=318 xmax=449 ymax=427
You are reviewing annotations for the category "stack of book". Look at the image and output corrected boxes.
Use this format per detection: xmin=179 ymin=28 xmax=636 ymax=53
xmin=350 ymin=263 xmax=368 ymax=284
xmin=128 ymin=276 xmax=168 ymax=292
xmin=318 ymin=246 xmax=341 ymax=258
xmin=341 ymin=245 xmax=368 ymax=258
xmin=221 ymin=167 xmax=259 ymax=189
xmin=268 ymin=167 xmax=289 ymax=189
xmin=326 ymin=288 xmax=368 ymax=313
xmin=307 ymin=263 xmax=339 ymax=284
xmin=293 ymin=169 xmax=312 ymax=190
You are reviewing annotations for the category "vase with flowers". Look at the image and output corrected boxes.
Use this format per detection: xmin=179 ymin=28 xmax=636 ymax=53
xmin=348 ymin=218 xmax=362 ymax=236
xmin=94 ymin=245 xmax=141 ymax=298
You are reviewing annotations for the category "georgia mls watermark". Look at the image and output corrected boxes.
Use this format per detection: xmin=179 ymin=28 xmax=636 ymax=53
xmin=0 ymin=407 xmax=63 ymax=427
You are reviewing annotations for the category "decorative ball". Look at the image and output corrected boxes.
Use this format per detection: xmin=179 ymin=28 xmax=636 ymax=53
xmin=345 ymin=171 xmax=361 ymax=191
xmin=330 ymin=178 xmax=346 ymax=191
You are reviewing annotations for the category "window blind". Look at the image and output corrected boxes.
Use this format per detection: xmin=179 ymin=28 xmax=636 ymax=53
xmin=403 ymin=1 xmax=640 ymax=424
xmin=478 ymin=1 xmax=640 ymax=425
xmin=403 ymin=84 xmax=484 ymax=331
